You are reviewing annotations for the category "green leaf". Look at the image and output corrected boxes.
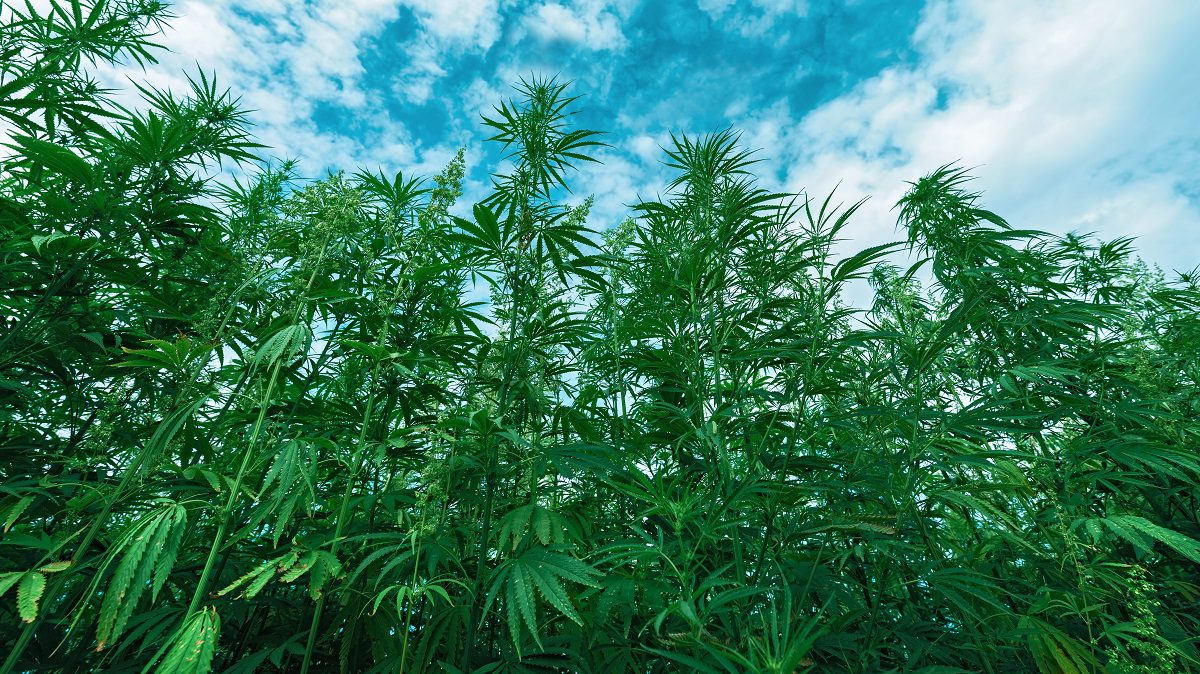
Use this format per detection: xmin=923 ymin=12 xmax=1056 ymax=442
xmin=3 ymin=496 xmax=34 ymax=532
xmin=484 ymin=546 xmax=600 ymax=652
xmin=252 ymin=324 xmax=312 ymax=368
xmin=153 ymin=608 xmax=220 ymax=674
xmin=97 ymin=503 xmax=187 ymax=649
xmin=0 ymin=572 xmax=24 ymax=600
xmin=13 ymin=135 xmax=94 ymax=183
xmin=17 ymin=571 xmax=45 ymax=623
xmin=1103 ymin=515 xmax=1200 ymax=563
xmin=39 ymin=561 xmax=72 ymax=574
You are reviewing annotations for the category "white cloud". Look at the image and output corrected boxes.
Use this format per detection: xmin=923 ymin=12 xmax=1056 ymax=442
xmin=460 ymin=76 xmax=511 ymax=121
xmin=161 ymin=2 xmax=239 ymax=62
xmin=751 ymin=0 xmax=1200 ymax=277
xmin=157 ymin=0 xmax=402 ymax=109
xmin=577 ymin=146 xmax=672 ymax=222
xmin=16 ymin=0 xmax=1197 ymax=282
xmin=85 ymin=0 xmax=455 ymax=178
xmin=629 ymin=133 xmax=666 ymax=163
xmin=520 ymin=1 xmax=629 ymax=50
xmin=392 ymin=40 xmax=450 ymax=105
xmin=402 ymin=0 xmax=504 ymax=49
xmin=390 ymin=0 xmax=505 ymax=106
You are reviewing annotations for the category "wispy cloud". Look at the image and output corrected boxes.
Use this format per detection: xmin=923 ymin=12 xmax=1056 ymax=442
xmin=750 ymin=0 xmax=1200 ymax=273
xmin=97 ymin=0 xmax=454 ymax=175
xmin=698 ymin=0 xmax=809 ymax=37
xmin=63 ymin=0 xmax=1198 ymax=275
xmin=392 ymin=0 xmax=504 ymax=105
xmin=517 ymin=1 xmax=632 ymax=51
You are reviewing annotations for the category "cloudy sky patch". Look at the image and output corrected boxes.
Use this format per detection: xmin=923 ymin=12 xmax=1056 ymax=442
xmin=85 ymin=0 xmax=1200 ymax=274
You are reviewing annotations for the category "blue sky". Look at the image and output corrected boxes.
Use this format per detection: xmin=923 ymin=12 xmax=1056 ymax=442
xmin=95 ymin=0 xmax=1200 ymax=276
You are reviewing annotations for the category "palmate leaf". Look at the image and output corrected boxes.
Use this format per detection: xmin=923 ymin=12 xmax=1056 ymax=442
xmin=251 ymin=323 xmax=312 ymax=368
xmin=253 ymin=437 xmax=322 ymax=545
xmin=0 ymin=541 xmax=68 ymax=621
xmin=352 ymin=167 xmax=428 ymax=216
xmin=8 ymin=134 xmax=94 ymax=184
xmin=484 ymin=546 xmax=601 ymax=652
xmin=96 ymin=502 xmax=188 ymax=650
xmin=117 ymin=334 xmax=212 ymax=373
xmin=215 ymin=548 xmax=341 ymax=601
xmin=926 ymin=567 xmax=1012 ymax=622
xmin=371 ymin=577 xmax=461 ymax=619
xmin=151 ymin=607 xmax=220 ymax=674
xmin=1104 ymin=441 xmax=1200 ymax=481
xmin=27 ymin=231 xmax=86 ymax=256
xmin=830 ymin=242 xmax=901 ymax=284
xmin=1022 ymin=616 xmax=1096 ymax=674
xmin=644 ymin=645 xmax=731 ymax=674
xmin=451 ymin=203 xmax=512 ymax=264
xmin=0 ymin=572 xmax=53 ymax=645
xmin=1096 ymin=515 xmax=1200 ymax=563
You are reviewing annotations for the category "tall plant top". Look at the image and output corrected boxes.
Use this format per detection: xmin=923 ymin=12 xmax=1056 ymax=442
xmin=1 ymin=3 xmax=1198 ymax=673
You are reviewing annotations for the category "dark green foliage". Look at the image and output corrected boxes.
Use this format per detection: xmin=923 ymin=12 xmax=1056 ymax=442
xmin=2 ymin=4 xmax=1198 ymax=673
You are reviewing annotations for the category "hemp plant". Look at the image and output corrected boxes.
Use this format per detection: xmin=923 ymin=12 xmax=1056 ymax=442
xmin=2 ymin=3 xmax=1198 ymax=673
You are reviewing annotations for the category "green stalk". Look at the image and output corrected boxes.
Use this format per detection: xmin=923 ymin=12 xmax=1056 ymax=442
xmin=186 ymin=229 xmax=332 ymax=617
xmin=297 ymin=365 xmax=383 ymax=674
xmin=397 ymin=511 xmax=429 ymax=674
xmin=185 ymin=356 xmax=285 ymax=617
xmin=300 ymin=243 xmax=411 ymax=673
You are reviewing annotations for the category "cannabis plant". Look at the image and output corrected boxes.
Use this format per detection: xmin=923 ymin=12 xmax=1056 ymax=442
xmin=2 ymin=3 xmax=1198 ymax=673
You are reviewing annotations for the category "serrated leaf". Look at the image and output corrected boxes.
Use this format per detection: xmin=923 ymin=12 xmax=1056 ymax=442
xmin=18 ymin=571 xmax=45 ymax=623
xmin=0 ymin=572 xmax=23 ymax=599
xmin=98 ymin=503 xmax=186 ymax=649
xmin=252 ymin=324 xmax=312 ymax=367
xmin=14 ymin=135 xmax=94 ymax=183
xmin=279 ymin=551 xmax=315 ymax=584
xmin=154 ymin=608 xmax=219 ymax=674
xmin=152 ymin=508 xmax=187 ymax=602
xmin=484 ymin=546 xmax=599 ymax=652
xmin=216 ymin=560 xmax=274 ymax=599
xmin=1105 ymin=515 xmax=1200 ymax=563
xmin=307 ymin=551 xmax=340 ymax=600
xmin=39 ymin=560 xmax=72 ymax=574
xmin=242 ymin=563 xmax=277 ymax=599
xmin=3 ymin=496 xmax=34 ymax=532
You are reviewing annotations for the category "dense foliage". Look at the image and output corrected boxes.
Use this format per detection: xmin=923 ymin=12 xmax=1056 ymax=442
xmin=2 ymin=3 xmax=1198 ymax=673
